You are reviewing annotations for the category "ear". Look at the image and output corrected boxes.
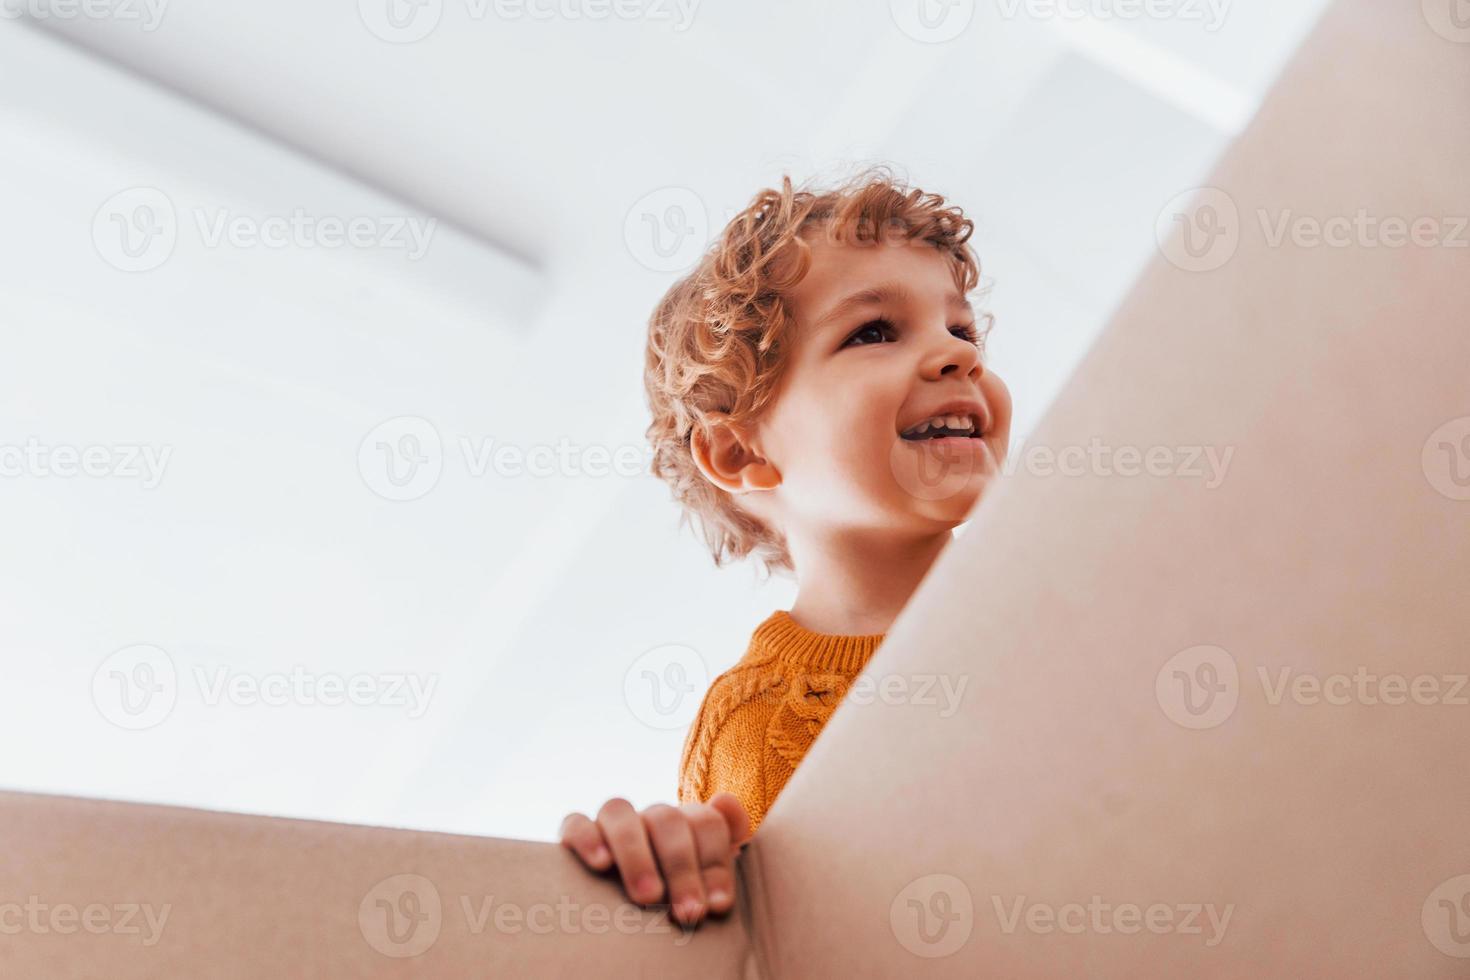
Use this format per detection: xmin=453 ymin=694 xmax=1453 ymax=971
xmin=690 ymin=412 xmax=781 ymax=495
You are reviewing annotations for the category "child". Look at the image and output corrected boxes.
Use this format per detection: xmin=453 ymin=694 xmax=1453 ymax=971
xmin=559 ymin=167 xmax=1012 ymax=926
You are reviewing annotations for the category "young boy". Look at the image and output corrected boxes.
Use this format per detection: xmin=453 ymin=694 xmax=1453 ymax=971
xmin=559 ymin=167 xmax=1012 ymax=926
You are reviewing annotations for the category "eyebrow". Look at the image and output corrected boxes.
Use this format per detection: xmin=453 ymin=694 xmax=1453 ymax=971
xmin=810 ymin=280 xmax=974 ymax=335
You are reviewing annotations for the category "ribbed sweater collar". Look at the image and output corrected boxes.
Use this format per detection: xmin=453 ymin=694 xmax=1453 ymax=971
xmin=748 ymin=609 xmax=886 ymax=673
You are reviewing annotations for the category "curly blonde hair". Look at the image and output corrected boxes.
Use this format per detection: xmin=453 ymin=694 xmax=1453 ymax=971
xmin=642 ymin=166 xmax=988 ymax=580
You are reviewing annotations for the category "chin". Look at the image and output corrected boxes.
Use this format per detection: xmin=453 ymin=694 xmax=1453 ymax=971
xmin=887 ymin=433 xmax=1001 ymax=509
xmin=908 ymin=478 xmax=989 ymax=528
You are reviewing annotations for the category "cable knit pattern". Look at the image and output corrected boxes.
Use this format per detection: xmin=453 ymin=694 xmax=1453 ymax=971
xmin=677 ymin=609 xmax=886 ymax=832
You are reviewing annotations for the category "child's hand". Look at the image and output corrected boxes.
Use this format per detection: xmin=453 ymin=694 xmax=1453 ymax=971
xmin=558 ymin=792 xmax=751 ymax=926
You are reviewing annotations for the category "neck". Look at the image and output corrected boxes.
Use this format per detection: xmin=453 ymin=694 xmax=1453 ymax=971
xmin=785 ymin=526 xmax=955 ymax=636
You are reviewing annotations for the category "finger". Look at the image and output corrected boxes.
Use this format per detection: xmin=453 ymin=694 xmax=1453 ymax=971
xmin=597 ymin=798 xmax=663 ymax=906
xmin=642 ymin=804 xmax=707 ymax=925
xmin=681 ymin=801 xmax=736 ymax=915
xmin=558 ymin=812 xmax=612 ymax=871
xmin=708 ymin=791 xmax=752 ymax=847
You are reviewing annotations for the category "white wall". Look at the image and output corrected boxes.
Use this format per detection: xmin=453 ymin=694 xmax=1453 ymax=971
xmin=0 ymin=0 xmax=1332 ymax=840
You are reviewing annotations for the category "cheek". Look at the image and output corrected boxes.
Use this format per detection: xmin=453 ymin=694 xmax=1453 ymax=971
xmin=831 ymin=412 xmax=912 ymax=507
xmin=777 ymin=404 xmax=902 ymax=499
xmin=982 ymin=373 xmax=1013 ymax=430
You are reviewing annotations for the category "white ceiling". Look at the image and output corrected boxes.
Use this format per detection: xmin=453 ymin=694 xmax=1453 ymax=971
xmin=0 ymin=0 xmax=1333 ymax=840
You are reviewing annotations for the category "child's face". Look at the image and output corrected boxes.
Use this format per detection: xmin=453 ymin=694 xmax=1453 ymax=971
xmin=743 ymin=230 xmax=1013 ymax=538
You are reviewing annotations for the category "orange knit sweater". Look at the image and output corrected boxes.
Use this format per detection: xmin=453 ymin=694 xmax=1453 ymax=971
xmin=677 ymin=609 xmax=887 ymax=833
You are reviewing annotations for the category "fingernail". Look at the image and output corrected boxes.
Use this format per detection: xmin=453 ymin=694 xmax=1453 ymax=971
xmin=636 ymin=873 xmax=661 ymax=900
xmin=590 ymin=845 xmax=609 ymax=866
xmin=676 ymin=898 xmax=704 ymax=923
xmin=709 ymin=887 xmax=730 ymax=907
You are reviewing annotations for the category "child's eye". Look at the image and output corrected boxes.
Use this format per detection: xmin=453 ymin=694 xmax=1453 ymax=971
xmin=842 ymin=320 xmax=986 ymax=349
xmin=953 ymin=323 xmax=982 ymax=346
xmin=842 ymin=318 xmax=896 ymax=347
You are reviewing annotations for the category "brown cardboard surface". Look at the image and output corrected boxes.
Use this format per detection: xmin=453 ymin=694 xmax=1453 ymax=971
xmin=0 ymin=790 xmax=754 ymax=978
xmin=746 ymin=0 xmax=1470 ymax=975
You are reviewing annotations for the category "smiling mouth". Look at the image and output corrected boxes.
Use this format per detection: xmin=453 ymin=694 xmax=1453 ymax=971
xmin=899 ymin=421 xmax=985 ymax=442
xmin=900 ymin=434 xmax=987 ymax=454
xmin=902 ymin=433 xmax=982 ymax=443
xmin=901 ymin=430 xmax=984 ymax=442
xmin=898 ymin=411 xmax=987 ymax=441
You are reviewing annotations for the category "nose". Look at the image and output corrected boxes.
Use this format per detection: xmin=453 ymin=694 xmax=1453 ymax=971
xmin=923 ymin=327 xmax=985 ymax=383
